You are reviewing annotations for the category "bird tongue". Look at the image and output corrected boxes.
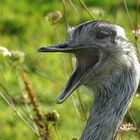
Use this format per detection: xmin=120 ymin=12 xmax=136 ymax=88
xmin=56 ymin=51 xmax=99 ymax=104
xmin=38 ymin=43 xmax=99 ymax=104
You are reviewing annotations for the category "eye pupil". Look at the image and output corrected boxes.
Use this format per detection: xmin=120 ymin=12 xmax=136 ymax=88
xmin=96 ymin=31 xmax=109 ymax=39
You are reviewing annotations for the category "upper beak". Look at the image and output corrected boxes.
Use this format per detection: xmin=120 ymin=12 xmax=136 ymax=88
xmin=38 ymin=42 xmax=80 ymax=53
xmin=38 ymin=41 xmax=93 ymax=53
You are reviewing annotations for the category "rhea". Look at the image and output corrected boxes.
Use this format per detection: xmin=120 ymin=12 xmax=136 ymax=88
xmin=38 ymin=20 xmax=139 ymax=140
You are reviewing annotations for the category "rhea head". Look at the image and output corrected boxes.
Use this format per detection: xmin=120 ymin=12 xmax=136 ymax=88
xmin=38 ymin=20 xmax=138 ymax=104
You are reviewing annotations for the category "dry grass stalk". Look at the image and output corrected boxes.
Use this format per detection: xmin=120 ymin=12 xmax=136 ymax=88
xmin=22 ymin=71 xmax=50 ymax=140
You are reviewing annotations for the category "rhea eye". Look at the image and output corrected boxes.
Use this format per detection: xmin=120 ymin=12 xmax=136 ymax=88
xmin=95 ymin=31 xmax=110 ymax=39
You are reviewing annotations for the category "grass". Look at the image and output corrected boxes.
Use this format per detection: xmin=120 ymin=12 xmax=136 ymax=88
xmin=0 ymin=0 xmax=140 ymax=140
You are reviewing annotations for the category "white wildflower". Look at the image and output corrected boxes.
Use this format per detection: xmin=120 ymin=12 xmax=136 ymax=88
xmin=0 ymin=46 xmax=11 ymax=57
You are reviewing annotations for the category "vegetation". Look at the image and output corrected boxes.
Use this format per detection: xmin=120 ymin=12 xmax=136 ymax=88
xmin=0 ymin=0 xmax=140 ymax=140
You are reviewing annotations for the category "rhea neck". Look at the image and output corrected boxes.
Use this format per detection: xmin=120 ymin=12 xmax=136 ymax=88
xmin=80 ymin=67 xmax=137 ymax=140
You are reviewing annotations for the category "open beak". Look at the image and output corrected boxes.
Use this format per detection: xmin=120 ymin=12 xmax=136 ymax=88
xmin=38 ymin=41 xmax=100 ymax=104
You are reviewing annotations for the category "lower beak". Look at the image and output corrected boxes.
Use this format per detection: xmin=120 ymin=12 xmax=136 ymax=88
xmin=38 ymin=42 xmax=100 ymax=104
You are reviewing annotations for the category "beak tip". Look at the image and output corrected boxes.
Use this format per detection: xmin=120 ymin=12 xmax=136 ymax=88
xmin=37 ymin=47 xmax=44 ymax=52
xmin=56 ymin=99 xmax=63 ymax=104
xmin=56 ymin=95 xmax=66 ymax=104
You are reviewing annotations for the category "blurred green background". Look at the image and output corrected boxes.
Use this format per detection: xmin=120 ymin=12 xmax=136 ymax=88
xmin=0 ymin=0 xmax=140 ymax=140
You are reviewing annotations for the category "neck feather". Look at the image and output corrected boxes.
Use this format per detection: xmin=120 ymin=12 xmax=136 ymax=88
xmin=80 ymin=68 xmax=138 ymax=140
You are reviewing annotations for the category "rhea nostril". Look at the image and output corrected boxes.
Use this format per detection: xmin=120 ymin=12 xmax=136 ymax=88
xmin=56 ymin=42 xmax=69 ymax=48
